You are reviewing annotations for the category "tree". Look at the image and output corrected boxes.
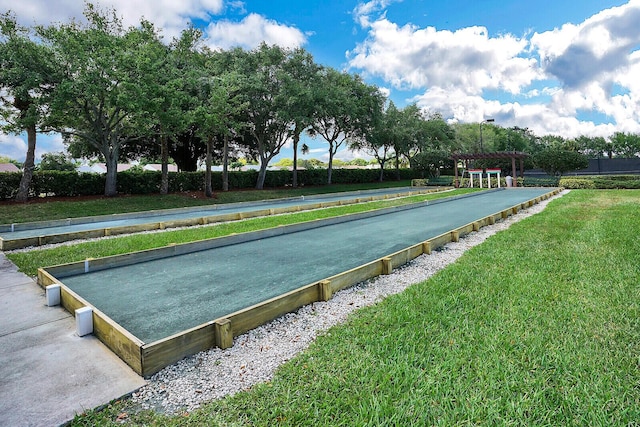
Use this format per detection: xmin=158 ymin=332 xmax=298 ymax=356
xmin=573 ymin=135 xmax=609 ymax=158
xmin=236 ymin=44 xmax=294 ymax=190
xmin=419 ymin=113 xmax=455 ymax=152
xmin=42 ymin=5 xmax=160 ymax=196
xmin=451 ymin=123 xmax=480 ymax=153
xmin=0 ymin=12 xmax=59 ymax=201
xmin=147 ymin=27 xmax=209 ymax=194
xmin=38 ymin=152 xmax=76 ymax=171
xmin=533 ymin=148 xmax=588 ymax=176
xmin=276 ymin=48 xmax=320 ymax=187
xmin=410 ymin=149 xmax=452 ymax=178
xmin=309 ymin=68 xmax=383 ymax=184
xmin=350 ymin=99 xmax=395 ymax=182
xmin=349 ymin=158 xmax=369 ymax=166
xmin=195 ymin=47 xmax=249 ymax=195
xmin=168 ymin=129 xmax=206 ymax=171
xmin=390 ymin=103 xmax=425 ymax=180
xmin=609 ymin=132 xmax=640 ymax=158
xmin=274 ymin=158 xmax=294 ymax=168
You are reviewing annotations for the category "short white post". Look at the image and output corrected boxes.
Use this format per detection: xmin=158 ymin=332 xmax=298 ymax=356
xmin=469 ymin=170 xmax=483 ymax=188
xmin=46 ymin=284 xmax=61 ymax=307
xmin=486 ymin=169 xmax=501 ymax=188
xmin=75 ymin=307 xmax=93 ymax=337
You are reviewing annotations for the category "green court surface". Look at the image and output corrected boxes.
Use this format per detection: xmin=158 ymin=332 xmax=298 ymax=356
xmin=58 ymin=188 xmax=553 ymax=344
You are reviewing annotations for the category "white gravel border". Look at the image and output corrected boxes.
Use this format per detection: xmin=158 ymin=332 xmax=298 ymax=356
xmin=126 ymin=189 xmax=568 ymax=415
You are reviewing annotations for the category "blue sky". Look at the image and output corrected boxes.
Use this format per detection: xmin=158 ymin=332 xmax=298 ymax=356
xmin=1 ymin=0 xmax=639 ymax=164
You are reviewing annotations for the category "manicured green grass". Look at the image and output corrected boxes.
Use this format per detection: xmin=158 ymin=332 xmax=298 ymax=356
xmin=7 ymin=189 xmax=476 ymax=276
xmin=67 ymin=190 xmax=640 ymax=425
xmin=0 ymin=181 xmax=418 ymax=224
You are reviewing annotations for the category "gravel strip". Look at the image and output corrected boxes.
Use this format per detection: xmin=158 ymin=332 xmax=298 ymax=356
xmin=124 ymin=190 xmax=568 ymax=415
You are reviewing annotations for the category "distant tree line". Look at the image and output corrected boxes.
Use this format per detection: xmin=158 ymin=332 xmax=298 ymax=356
xmin=2 ymin=4 xmax=640 ymax=201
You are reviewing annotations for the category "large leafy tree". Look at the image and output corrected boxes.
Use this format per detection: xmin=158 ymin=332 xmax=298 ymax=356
xmin=236 ymin=44 xmax=293 ymax=190
xmin=38 ymin=152 xmax=76 ymax=171
xmin=410 ymin=149 xmax=451 ymax=178
xmin=195 ymin=47 xmax=249 ymax=196
xmin=350 ymin=99 xmax=396 ymax=182
xmin=0 ymin=12 xmax=59 ymax=201
xmin=390 ymin=103 xmax=425 ymax=180
xmin=419 ymin=112 xmax=456 ymax=152
xmin=406 ymin=112 xmax=455 ymax=178
xmin=275 ymin=48 xmax=320 ymax=187
xmin=573 ymin=135 xmax=610 ymax=158
xmin=609 ymin=132 xmax=640 ymax=158
xmin=533 ymin=147 xmax=588 ymax=176
xmin=452 ymin=122 xmax=500 ymax=154
xmin=42 ymin=5 xmax=160 ymax=196
xmin=147 ymin=27 xmax=204 ymax=194
xmin=309 ymin=68 xmax=383 ymax=184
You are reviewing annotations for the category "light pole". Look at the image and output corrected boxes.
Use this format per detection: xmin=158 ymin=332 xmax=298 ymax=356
xmin=479 ymin=118 xmax=495 ymax=152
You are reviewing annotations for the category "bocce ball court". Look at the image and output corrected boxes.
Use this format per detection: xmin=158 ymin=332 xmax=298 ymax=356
xmin=37 ymin=187 xmax=560 ymax=377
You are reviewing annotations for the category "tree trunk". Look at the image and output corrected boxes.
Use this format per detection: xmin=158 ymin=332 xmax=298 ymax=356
xmin=205 ymin=136 xmax=213 ymax=197
xmin=395 ymin=155 xmax=401 ymax=181
xmin=222 ymin=134 xmax=229 ymax=192
xmin=160 ymin=135 xmax=169 ymax=195
xmin=104 ymin=150 xmax=119 ymax=197
xmin=256 ymin=163 xmax=267 ymax=190
xmin=327 ymin=144 xmax=335 ymax=185
xmin=292 ymin=132 xmax=299 ymax=188
xmin=15 ymin=124 xmax=37 ymax=202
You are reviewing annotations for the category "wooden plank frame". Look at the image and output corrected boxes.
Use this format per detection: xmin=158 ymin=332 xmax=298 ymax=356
xmin=38 ymin=188 xmax=561 ymax=377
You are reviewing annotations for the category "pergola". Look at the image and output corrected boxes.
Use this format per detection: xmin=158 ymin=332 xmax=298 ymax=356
xmin=451 ymin=151 xmax=529 ymax=188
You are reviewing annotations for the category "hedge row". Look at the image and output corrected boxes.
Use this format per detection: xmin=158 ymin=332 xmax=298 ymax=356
xmin=10 ymin=170 xmax=635 ymax=200
xmin=0 ymin=168 xmax=421 ymax=200
xmin=559 ymin=176 xmax=640 ymax=189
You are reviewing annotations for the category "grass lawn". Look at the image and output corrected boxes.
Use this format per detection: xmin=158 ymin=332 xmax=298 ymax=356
xmin=0 ymin=181 xmax=419 ymax=224
xmin=62 ymin=189 xmax=640 ymax=425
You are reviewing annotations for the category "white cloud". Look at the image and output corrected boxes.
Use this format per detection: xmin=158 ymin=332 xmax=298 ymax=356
xmin=347 ymin=19 xmax=539 ymax=95
xmin=352 ymin=0 xmax=402 ymax=27
xmin=0 ymin=133 xmax=27 ymax=162
xmin=1 ymin=0 xmax=224 ymax=40
xmin=0 ymin=133 xmax=65 ymax=163
xmin=349 ymin=0 xmax=640 ymax=139
xmin=532 ymin=1 xmax=640 ymax=89
xmin=35 ymin=134 xmax=66 ymax=162
xmin=204 ymin=13 xmax=307 ymax=50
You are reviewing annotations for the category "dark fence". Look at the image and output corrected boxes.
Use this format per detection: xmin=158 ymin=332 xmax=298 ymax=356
xmin=526 ymin=158 xmax=640 ymax=177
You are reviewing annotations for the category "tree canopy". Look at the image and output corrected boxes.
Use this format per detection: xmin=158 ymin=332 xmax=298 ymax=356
xmin=0 ymin=12 xmax=59 ymax=200
xmin=4 ymin=2 xmax=640 ymax=199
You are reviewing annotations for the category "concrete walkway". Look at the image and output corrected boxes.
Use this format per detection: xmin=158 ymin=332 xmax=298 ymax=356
xmin=0 ymin=253 xmax=146 ymax=427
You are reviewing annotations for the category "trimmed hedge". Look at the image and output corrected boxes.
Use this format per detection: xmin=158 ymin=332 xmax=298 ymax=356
xmin=522 ymin=177 xmax=560 ymax=187
xmin=559 ymin=175 xmax=640 ymax=189
xmin=0 ymin=167 xmax=422 ymax=200
xmin=559 ymin=178 xmax=597 ymax=189
xmin=0 ymin=172 xmax=22 ymax=200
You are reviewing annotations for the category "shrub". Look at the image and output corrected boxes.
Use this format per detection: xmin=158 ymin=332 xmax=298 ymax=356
xmin=30 ymin=171 xmax=104 ymax=197
xmin=0 ymin=168 xmax=424 ymax=199
xmin=559 ymin=178 xmax=596 ymax=189
xmin=169 ymin=171 xmax=204 ymax=192
xmin=592 ymin=177 xmax=640 ymax=189
xmin=0 ymin=172 xmax=22 ymax=200
xmin=522 ymin=177 xmax=560 ymax=187
xmin=117 ymin=171 xmax=161 ymax=194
